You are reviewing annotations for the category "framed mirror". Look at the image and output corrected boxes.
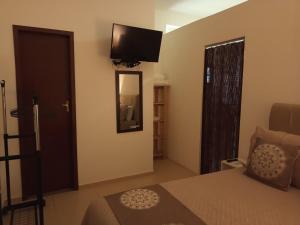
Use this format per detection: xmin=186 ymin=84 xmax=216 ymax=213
xmin=115 ymin=71 xmax=143 ymax=133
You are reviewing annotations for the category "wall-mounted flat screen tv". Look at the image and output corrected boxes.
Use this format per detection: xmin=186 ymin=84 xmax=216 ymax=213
xmin=110 ymin=23 xmax=163 ymax=62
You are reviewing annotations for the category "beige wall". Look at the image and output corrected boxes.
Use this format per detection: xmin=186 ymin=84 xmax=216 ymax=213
xmin=0 ymin=0 xmax=154 ymax=199
xmin=160 ymin=0 xmax=300 ymax=173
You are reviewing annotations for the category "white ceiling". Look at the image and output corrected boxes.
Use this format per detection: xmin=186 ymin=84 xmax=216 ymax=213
xmin=156 ymin=0 xmax=247 ymax=18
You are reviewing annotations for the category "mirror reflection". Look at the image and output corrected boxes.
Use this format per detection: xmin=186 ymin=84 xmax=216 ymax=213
xmin=116 ymin=71 xmax=143 ymax=133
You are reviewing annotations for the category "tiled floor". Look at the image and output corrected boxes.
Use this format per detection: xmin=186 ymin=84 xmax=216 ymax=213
xmin=5 ymin=159 xmax=195 ymax=225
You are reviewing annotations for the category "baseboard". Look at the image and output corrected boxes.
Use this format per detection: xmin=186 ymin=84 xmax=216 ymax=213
xmin=79 ymin=170 xmax=154 ymax=189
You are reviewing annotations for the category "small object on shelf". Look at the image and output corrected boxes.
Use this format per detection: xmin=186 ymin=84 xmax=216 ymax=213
xmin=153 ymin=85 xmax=169 ymax=159
xmin=221 ymin=158 xmax=245 ymax=170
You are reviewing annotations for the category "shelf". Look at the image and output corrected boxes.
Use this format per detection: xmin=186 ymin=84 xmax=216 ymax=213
xmin=154 ymin=117 xmax=160 ymax=122
xmin=153 ymin=85 xmax=168 ymax=159
xmin=154 ymin=136 xmax=165 ymax=140
xmin=154 ymin=153 xmax=163 ymax=158
xmin=154 ymin=116 xmax=164 ymax=122
xmin=154 ymin=83 xmax=169 ymax=87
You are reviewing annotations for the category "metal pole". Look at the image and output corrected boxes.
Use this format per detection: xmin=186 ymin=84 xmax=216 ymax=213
xmin=0 ymin=197 xmax=2 ymax=225
xmin=0 ymin=80 xmax=4 ymax=225
xmin=0 ymin=81 xmax=7 ymax=134
xmin=0 ymin=188 xmax=2 ymax=225
xmin=0 ymin=80 xmax=12 ymax=208
xmin=33 ymin=97 xmax=44 ymax=225
xmin=33 ymin=97 xmax=40 ymax=152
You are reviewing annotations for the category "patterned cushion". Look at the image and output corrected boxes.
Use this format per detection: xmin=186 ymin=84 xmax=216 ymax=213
xmin=247 ymin=127 xmax=286 ymax=165
xmin=248 ymin=127 xmax=300 ymax=189
xmin=246 ymin=140 xmax=299 ymax=191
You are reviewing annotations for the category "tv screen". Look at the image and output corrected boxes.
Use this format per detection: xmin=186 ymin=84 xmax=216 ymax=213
xmin=110 ymin=23 xmax=163 ymax=62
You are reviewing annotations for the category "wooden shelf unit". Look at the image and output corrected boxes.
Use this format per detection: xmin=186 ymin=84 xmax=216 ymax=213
xmin=153 ymin=85 xmax=169 ymax=158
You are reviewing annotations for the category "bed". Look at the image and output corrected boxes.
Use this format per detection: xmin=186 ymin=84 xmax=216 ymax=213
xmin=82 ymin=103 xmax=300 ymax=225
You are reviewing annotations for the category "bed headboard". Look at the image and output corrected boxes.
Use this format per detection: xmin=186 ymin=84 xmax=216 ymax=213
xmin=269 ymin=103 xmax=300 ymax=135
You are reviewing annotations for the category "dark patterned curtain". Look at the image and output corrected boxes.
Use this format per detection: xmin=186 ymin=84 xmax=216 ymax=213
xmin=201 ymin=41 xmax=245 ymax=174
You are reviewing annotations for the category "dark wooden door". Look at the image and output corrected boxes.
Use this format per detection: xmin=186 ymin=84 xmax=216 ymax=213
xmin=13 ymin=25 xmax=78 ymax=197
xmin=201 ymin=40 xmax=245 ymax=174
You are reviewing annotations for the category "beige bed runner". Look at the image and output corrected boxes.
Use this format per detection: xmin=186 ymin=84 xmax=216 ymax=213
xmin=105 ymin=184 xmax=206 ymax=225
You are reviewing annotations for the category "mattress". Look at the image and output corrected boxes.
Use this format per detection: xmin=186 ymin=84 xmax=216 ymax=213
xmin=82 ymin=168 xmax=300 ymax=225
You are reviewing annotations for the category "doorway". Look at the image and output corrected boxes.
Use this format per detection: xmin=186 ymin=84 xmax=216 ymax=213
xmin=13 ymin=25 xmax=78 ymax=197
xmin=201 ymin=39 xmax=245 ymax=174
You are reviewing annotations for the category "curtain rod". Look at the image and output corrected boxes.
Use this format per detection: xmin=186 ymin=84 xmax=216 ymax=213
xmin=205 ymin=37 xmax=245 ymax=49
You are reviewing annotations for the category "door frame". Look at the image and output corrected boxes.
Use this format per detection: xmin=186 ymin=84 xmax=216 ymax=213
xmin=200 ymin=37 xmax=245 ymax=174
xmin=13 ymin=25 xmax=79 ymax=191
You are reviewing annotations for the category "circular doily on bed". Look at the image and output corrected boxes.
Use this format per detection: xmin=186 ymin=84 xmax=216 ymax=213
xmin=120 ymin=188 xmax=160 ymax=210
xmin=250 ymin=144 xmax=286 ymax=179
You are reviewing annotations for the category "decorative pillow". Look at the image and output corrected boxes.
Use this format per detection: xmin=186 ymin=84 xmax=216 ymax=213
xmin=247 ymin=126 xmax=287 ymax=164
xmin=248 ymin=127 xmax=286 ymax=163
xmin=246 ymin=139 xmax=299 ymax=191
xmin=293 ymin=158 xmax=300 ymax=188
xmin=282 ymin=133 xmax=300 ymax=188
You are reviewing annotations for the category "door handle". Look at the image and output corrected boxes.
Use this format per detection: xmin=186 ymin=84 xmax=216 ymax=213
xmin=62 ymin=100 xmax=70 ymax=112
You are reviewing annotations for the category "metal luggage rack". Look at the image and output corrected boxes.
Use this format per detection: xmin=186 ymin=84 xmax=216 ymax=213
xmin=0 ymin=80 xmax=45 ymax=225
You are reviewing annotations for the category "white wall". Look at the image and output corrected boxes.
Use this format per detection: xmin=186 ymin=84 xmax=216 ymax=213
xmin=160 ymin=0 xmax=300 ymax=173
xmin=0 ymin=0 xmax=155 ymax=199
xmin=120 ymin=75 xmax=139 ymax=95
xmin=155 ymin=9 xmax=198 ymax=32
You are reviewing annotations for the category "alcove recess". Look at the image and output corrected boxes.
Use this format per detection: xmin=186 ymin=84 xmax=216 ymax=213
xmin=153 ymin=84 xmax=169 ymax=158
